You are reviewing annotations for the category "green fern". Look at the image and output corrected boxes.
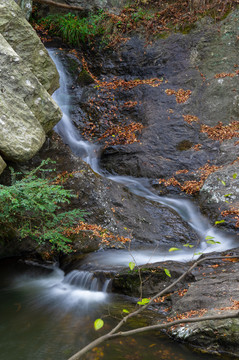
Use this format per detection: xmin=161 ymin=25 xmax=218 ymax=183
xmin=0 ymin=159 xmax=86 ymax=252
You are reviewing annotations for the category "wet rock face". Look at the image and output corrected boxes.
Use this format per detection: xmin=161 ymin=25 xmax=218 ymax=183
xmin=95 ymin=14 xmax=239 ymax=180
xmin=0 ymin=132 xmax=200 ymax=258
xmin=31 ymin=135 xmax=201 ymax=249
xmin=112 ymin=260 xmax=195 ymax=298
xmin=68 ymin=11 xmax=238 ymax=226
xmin=110 ymin=248 xmax=239 ymax=357
xmin=168 ymin=249 xmax=239 ymax=357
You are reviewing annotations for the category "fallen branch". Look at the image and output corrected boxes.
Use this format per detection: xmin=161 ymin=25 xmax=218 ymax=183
xmin=33 ymin=0 xmax=84 ymax=11
xmin=67 ymin=255 xmax=239 ymax=360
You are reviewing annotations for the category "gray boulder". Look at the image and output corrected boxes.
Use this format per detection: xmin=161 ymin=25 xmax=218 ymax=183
xmin=14 ymin=0 xmax=33 ymax=20
xmin=0 ymin=0 xmax=59 ymax=94
xmin=0 ymin=0 xmax=62 ymax=172
xmin=0 ymin=157 xmax=6 ymax=174
xmin=0 ymin=88 xmax=45 ymax=162
xmin=0 ymin=34 xmax=61 ymax=133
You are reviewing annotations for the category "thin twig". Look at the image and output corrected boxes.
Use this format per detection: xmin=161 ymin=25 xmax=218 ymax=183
xmin=67 ymin=255 xmax=239 ymax=360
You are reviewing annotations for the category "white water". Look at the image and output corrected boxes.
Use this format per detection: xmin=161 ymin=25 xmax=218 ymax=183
xmin=49 ymin=49 xmax=236 ymax=267
xmin=11 ymin=265 xmax=109 ymax=311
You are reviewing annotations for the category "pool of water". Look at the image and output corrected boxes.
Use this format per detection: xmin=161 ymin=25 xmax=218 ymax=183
xmin=0 ymin=258 xmax=221 ymax=360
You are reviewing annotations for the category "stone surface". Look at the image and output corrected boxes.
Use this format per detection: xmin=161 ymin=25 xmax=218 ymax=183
xmin=0 ymin=1 xmax=62 ymax=170
xmin=0 ymin=34 xmax=61 ymax=133
xmin=38 ymin=0 xmax=128 ymax=14
xmin=0 ymin=33 xmax=61 ymax=162
xmin=168 ymin=249 xmax=239 ymax=356
xmin=0 ymin=0 xmax=59 ymax=94
xmin=0 ymin=157 xmax=6 ymax=174
xmin=0 ymin=133 xmax=200 ymax=256
xmin=15 ymin=0 xmax=33 ymax=20
xmin=112 ymin=260 xmax=195 ymax=297
xmin=0 ymin=87 xmax=45 ymax=161
xmin=66 ymin=10 xmax=239 ymax=226
xmin=201 ymin=163 xmax=239 ymax=205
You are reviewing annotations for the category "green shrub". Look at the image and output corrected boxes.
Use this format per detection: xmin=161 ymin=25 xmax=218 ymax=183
xmin=38 ymin=11 xmax=106 ymax=47
xmin=0 ymin=160 xmax=85 ymax=252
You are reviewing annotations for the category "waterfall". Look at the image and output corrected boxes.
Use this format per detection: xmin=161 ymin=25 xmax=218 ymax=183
xmin=48 ymin=48 xmax=236 ymax=266
xmin=64 ymin=270 xmax=112 ymax=292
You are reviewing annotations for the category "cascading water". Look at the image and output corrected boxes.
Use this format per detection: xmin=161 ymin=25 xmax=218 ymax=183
xmin=0 ymin=48 xmax=230 ymax=360
xmin=0 ymin=258 xmax=219 ymax=360
xmin=49 ymin=48 xmax=236 ymax=266
xmin=64 ymin=269 xmax=112 ymax=292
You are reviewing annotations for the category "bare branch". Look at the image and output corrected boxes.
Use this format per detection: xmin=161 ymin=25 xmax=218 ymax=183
xmin=33 ymin=0 xmax=84 ymax=11
xmin=110 ymin=311 xmax=239 ymax=338
xmin=67 ymin=255 xmax=239 ymax=360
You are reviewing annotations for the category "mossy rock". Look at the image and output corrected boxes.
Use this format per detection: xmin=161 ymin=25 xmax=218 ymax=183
xmin=78 ymin=69 xmax=95 ymax=86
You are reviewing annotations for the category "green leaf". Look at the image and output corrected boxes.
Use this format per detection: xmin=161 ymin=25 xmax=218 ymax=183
xmin=214 ymin=220 xmax=225 ymax=225
xmin=232 ymin=173 xmax=237 ymax=179
xmin=221 ymin=180 xmax=226 ymax=186
xmin=129 ymin=261 xmax=135 ymax=271
xmin=94 ymin=319 xmax=104 ymax=331
xmin=137 ymin=298 xmax=150 ymax=306
xmin=205 ymin=236 xmax=214 ymax=240
xmin=122 ymin=309 xmax=129 ymax=314
xmin=164 ymin=268 xmax=171 ymax=277
xmin=194 ymin=252 xmax=203 ymax=255
xmin=206 ymin=240 xmax=221 ymax=245
xmin=207 ymin=239 xmax=221 ymax=245
xmin=168 ymin=247 xmax=180 ymax=252
xmin=183 ymin=244 xmax=194 ymax=248
xmin=224 ymin=194 xmax=232 ymax=197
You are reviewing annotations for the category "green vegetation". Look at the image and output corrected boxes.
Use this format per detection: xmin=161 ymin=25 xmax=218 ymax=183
xmin=32 ymin=1 xmax=237 ymax=49
xmin=36 ymin=11 xmax=106 ymax=47
xmin=0 ymin=160 xmax=85 ymax=252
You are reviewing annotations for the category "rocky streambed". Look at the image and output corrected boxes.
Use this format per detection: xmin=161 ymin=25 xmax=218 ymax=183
xmin=0 ymin=1 xmax=239 ymax=358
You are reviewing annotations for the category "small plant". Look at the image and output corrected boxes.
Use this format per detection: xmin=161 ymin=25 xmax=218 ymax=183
xmin=0 ymin=159 xmax=86 ymax=252
xmin=36 ymin=11 xmax=107 ymax=47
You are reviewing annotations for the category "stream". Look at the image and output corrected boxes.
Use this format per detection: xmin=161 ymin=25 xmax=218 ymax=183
xmin=0 ymin=48 xmax=237 ymax=360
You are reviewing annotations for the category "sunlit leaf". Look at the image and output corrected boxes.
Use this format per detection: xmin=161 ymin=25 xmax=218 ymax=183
xmin=232 ymin=173 xmax=237 ymax=179
xmin=194 ymin=252 xmax=203 ymax=255
xmin=137 ymin=298 xmax=150 ymax=306
xmin=221 ymin=180 xmax=226 ymax=186
xmin=129 ymin=261 xmax=135 ymax=271
xmin=164 ymin=268 xmax=171 ymax=277
xmin=94 ymin=319 xmax=104 ymax=331
xmin=206 ymin=240 xmax=221 ymax=245
xmin=122 ymin=309 xmax=129 ymax=314
xmin=183 ymin=244 xmax=194 ymax=248
xmin=168 ymin=247 xmax=180 ymax=252
xmin=224 ymin=194 xmax=232 ymax=197
xmin=215 ymin=220 xmax=225 ymax=225
xmin=205 ymin=235 xmax=214 ymax=240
